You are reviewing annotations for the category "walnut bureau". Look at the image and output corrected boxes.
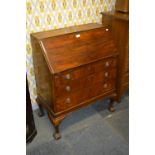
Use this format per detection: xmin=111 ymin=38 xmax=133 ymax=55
xmin=31 ymin=23 xmax=119 ymax=140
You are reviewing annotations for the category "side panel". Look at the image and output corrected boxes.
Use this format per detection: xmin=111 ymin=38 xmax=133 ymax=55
xmin=30 ymin=36 xmax=54 ymax=111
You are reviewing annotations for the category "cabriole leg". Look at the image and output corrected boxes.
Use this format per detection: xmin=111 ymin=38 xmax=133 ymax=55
xmin=108 ymin=98 xmax=116 ymax=112
xmin=48 ymin=113 xmax=66 ymax=140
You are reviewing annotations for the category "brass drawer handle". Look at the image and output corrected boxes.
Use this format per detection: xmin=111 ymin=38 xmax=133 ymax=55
xmin=104 ymin=72 xmax=109 ymax=77
xmin=105 ymin=61 xmax=110 ymax=67
xmin=65 ymin=86 xmax=71 ymax=92
xmin=64 ymin=74 xmax=71 ymax=80
xmin=65 ymin=98 xmax=71 ymax=104
xmin=76 ymin=34 xmax=80 ymax=38
xmin=106 ymin=28 xmax=109 ymax=31
xmin=103 ymin=83 xmax=108 ymax=88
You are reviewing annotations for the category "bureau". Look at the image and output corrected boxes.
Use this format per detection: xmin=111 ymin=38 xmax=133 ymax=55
xmin=31 ymin=23 xmax=119 ymax=139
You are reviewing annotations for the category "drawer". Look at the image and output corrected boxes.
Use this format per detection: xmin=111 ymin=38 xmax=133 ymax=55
xmin=54 ymin=57 xmax=117 ymax=86
xmin=41 ymin=27 xmax=111 ymax=50
xmin=91 ymin=57 xmax=117 ymax=72
xmin=55 ymin=68 xmax=117 ymax=97
xmin=55 ymin=80 xmax=116 ymax=112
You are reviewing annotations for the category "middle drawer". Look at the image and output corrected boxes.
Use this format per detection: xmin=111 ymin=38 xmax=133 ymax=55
xmin=54 ymin=68 xmax=117 ymax=97
xmin=54 ymin=57 xmax=117 ymax=86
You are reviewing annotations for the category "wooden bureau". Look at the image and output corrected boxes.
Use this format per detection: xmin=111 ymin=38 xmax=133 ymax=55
xmin=101 ymin=11 xmax=129 ymax=102
xmin=31 ymin=23 xmax=119 ymax=139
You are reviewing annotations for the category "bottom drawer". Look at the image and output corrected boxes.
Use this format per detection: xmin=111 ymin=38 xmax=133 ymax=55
xmin=55 ymin=80 xmax=116 ymax=112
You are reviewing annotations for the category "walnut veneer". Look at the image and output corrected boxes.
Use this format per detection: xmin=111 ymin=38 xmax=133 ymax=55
xmin=31 ymin=23 xmax=119 ymax=139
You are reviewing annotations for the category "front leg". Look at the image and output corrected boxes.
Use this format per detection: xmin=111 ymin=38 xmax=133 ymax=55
xmin=53 ymin=125 xmax=61 ymax=140
xmin=48 ymin=113 xmax=66 ymax=140
xmin=36 ymin=97 xmax=45 ymax=117
xmin=108 ymin=98 xmax=116 ymax=112
xmin=38 ymin=104 xmax=45 ymax=117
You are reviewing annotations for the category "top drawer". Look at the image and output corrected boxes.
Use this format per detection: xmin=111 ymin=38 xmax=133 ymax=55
xmin=54 ymin=57 xmax=117 ymax=86
xmin=41 ymin=27 xmax=111 ymax=50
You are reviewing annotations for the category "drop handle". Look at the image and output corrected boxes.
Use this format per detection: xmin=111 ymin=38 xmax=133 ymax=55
xmin=64 ymin=74 xmax=71 ymax=80
xmin=65 ymin=86 xmax=71 ymax=92
xmin=104 ymin=72 xmax=109 ymax=77
xmin=65 ymin=98 xmax=71 ymax=104
xmin=106 ymin=28 xmax=109 ymax=31
xmin=105 ymin=61 xmax=110 ymax=67
xmin=103 ymin=83 xmax=108 ymax=88
xmin=75 ymin=34 xmax=80 ymax=38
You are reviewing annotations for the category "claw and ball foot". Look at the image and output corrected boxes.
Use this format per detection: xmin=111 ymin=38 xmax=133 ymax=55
xmin=53 ymin=126 xmax=61 ymax=140
xmin=108 ymin=98 xmax=116 ymax=112
xmin=48 ymin=113 xmax=66 ymax=140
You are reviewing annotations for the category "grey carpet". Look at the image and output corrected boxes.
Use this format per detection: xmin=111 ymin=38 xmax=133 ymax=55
xmin=27 ymin=93 xmax=129 ymax=155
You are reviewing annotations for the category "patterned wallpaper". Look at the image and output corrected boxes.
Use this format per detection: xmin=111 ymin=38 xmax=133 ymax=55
xmin=26 ymin=0 xmax=116 ymax=107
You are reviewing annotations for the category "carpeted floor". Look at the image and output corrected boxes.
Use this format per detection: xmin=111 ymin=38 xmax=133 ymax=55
xmin=26 ymin=93 xmax=129 ymax=155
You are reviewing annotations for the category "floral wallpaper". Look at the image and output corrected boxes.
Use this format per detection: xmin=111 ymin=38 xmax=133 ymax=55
xmin=26 ymin=0 xmax=116 ymax=108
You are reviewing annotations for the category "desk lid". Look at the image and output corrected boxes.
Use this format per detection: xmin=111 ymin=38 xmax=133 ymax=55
xmin=32 ymin=23 xmax=118 ymax=74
